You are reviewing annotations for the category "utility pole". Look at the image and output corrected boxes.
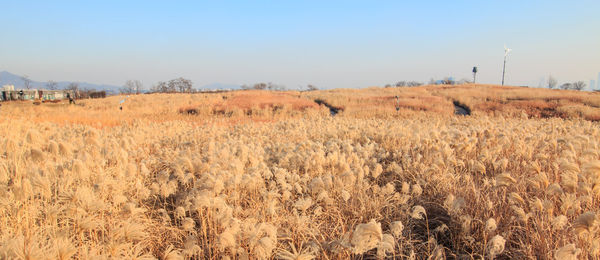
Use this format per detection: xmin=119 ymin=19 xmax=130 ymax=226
xmin=501 ymin=59 xmax=506 ymax=85
xmin=502 ymin=45 xmax=511 ymax=86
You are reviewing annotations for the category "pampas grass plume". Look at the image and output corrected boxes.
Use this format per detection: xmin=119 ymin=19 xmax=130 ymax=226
xmin=411 ymin=183 xmax=422 ymax=196
xmin=182 ymin=218 xmax=195 ymax=231
xmin=390 ymin=221 xmax=404 ymax=237
xmin=47 ymin=140 xmax=59 ymax=155
xmin=487 ymin=235 xmax=505 ymax=259
xmin=554 ymin=244 xmax=580 ymax=260
xmin=573 ymin=211 xmax=597 ymax=236
xmin=411 ymin=205 xmax=426 ymax=220
xmin=30 ymin=148 xmax=45 ymax=162
xmin=58 ymin=142 xmax=72 ymax=156
xmin=552 ymin=215 xmax=568 ymax=230
xmin=351 ymin=220 xmax=382 ymax=254
xmin=495 ymin=173 xmax=516 ymax=187
xmin=485 ymin=218 xmax=497 ymax=233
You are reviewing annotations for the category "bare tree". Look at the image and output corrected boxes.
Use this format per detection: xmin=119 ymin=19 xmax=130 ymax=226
xmin=131 ymin=80 xmax=143 ymax=94
xmin=395 ymin=81 xmax=406 ymax=87
xmin=267 ymin=82 xmax=285 ymax=91
xmin=168 ymin=78 xmax=193 ymax=93
xmin=572 ymin=81 xmax=586 ymax=91
xmin=120 ymin=85 xmax=133 ymax=94
xmin=548 ymin=76 xmax=557 ymax=89
xmin=46 ymin=80 xmax=58 ymax=90
xmin=560 ymin=83 xmax=572 ymax=90
xmin=253 ymin=83 xmax=267 ymax=90
xmin=249 ymin=82 xmax=285 ymax=91
xmin=307 ymin=84 xmax=318 ymax=91
xmin=21 ymin=75 xmax=32 ymax=90
xmin=441 ymin=77 xmax=455 ymax=85
xmin=122 ymin=80 xmax=143 ymax=94
xmin=148 ymin=78 xmax=194 ymax=93
xmin=151 ymin=81 xmax=169 ymax=93
xmin=66 ymin=82 xmax=79 ymax=98
xmin=407 ymin=81 xmax=423 ymax=87
xmin=149 ymin=84 xmax=159 ymax=93
xmin=66 ymin=82 xmax=79 ymax=91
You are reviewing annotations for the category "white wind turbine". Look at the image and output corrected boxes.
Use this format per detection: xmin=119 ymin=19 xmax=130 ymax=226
xmin=502 ymin=45 xmax=512 ymax=86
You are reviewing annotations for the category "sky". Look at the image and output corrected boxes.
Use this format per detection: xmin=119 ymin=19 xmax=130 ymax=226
xmin=1 ymin=0 xmax=599 ymax=89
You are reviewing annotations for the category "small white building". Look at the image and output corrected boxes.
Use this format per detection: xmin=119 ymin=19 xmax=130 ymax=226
xmin=41 ymin=90 xmax=67 ymax=100
xmin=1 ymin=88 xmax=73 ymax=101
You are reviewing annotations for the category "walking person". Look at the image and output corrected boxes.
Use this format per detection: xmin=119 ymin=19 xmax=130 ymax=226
xmin=67 ymin=92 xmax=75 ymax=104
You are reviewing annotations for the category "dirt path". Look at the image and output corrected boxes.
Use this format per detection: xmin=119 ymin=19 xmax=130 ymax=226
xmin=314 ymin=99 xmax=343 ymax=116
xmin=453 ymin=101 xmax=471 ymax=115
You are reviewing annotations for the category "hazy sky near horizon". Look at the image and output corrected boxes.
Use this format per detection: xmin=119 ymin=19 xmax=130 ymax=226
xmin=2 ymin=1 xmax=599 ymax=89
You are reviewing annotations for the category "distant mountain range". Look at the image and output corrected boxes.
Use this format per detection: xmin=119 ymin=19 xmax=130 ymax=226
xmin=0 ymin=71 xmax=122 ymax=93
xmin=0 ymin=71 xmax=242 ymax=93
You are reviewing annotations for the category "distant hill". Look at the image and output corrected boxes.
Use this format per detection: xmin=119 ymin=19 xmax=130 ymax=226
xmin=0 ymin=71 xmax=122 ymax=94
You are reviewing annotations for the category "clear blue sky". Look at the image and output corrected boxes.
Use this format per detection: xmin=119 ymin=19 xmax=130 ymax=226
xmin=1 ymin=0 xmax=599 ymax=89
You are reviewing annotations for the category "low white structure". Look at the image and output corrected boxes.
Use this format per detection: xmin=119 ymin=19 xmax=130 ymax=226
xmin=0 ymin=88 xmax=74 ymax=101
xmin=41 ymin=90 xmax=67 ymax=100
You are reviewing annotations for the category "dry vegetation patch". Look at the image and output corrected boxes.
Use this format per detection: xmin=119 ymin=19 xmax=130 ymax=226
xmin=302 ymin=87 xmax=454 ymax=117
xmin=299 ymin=84 xmax=600 ymax=120
xmin=177 ymin=90 xmax=321 ymax=118
xmin=427 ymin=84 xmax=600 ymax=121
xmin=1 ymin=86 xmax=600 ymax=259
xmin=1 ymin=112 xmax=600 ymax=259
xmin=212 ymin=91 xmax=319 ymax=115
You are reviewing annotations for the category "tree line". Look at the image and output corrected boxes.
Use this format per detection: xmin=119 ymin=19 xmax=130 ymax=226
xmin=384 ymin=81 xmax=425 ymax=88
xmin=21 ymin=74 xmax=593 ymax=95
xmin=120 ymin=78 xmax=195 ymax=94
xmin=148 ymin=78 xmax=193 ymax=93
xmin=546 ymin=76 xmax=587 ymax=91
xmin=240 ymin=82 xmax=287 ymax=91
xmin=127 ymin=80 xmax=320 ymax=93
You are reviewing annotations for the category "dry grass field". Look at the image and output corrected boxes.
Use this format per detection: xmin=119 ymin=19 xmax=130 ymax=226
xmin=1 ymin=85 xmax=599 ymax=259
xmin=301 ymin=84 xmax=600 ymax=120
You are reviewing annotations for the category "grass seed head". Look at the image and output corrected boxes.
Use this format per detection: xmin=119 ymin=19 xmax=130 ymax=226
xmin=29 ymin=148 xmax=45 ymax=162
xmin=351 ymin=220 xmax=383 ymax=254
xmin=554 ymin=244 xmax=580 ymax=260
xmin=485 ymin=218 xmax=497 ymax=233
xmin=411 ymin=205 xmax=427 ymax=220
xmin=487 ymin=235 xmax=506 ymax=259
xmin=390 ymin=221 xmax=404 ymax=237
xmin=573 ymin=211 xmax=598 ymax=236
xmin=552 ymin=215 xmax=568 ymax=230
xmin=495 ymin=173 xmax=516 ymax=187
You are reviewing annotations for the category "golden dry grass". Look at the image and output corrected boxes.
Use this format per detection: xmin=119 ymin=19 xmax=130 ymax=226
xmin=301 ymin=84 xmax=600 ymax=120
xmin=0 ymin=92 xmax=328 ymax=127
xmin=0 ymin=85 xmax=599 ymax=259
xmin=206 ymin=90 xmax=320 ymax=118
xmin=215 ymin=90 xmax=318 ymax=111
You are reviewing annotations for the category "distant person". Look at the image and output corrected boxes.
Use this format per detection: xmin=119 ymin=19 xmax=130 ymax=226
xmin=67 ymin=92 xmax=75 ymax=104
